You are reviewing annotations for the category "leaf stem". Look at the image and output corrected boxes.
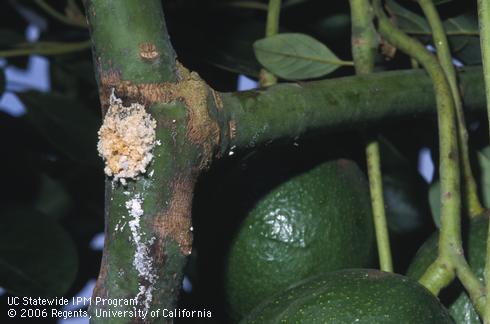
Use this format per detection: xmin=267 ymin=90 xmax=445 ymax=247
xmin=0 ymin=40 xmax=91 ymax=58
xmin=374 ymin=0 xmax=463 ymax=297
xmin=260 ymin=0 xmax=282 ymax=86
xmin=349 ymin=0 xmax=392 ymax=272
xmin=366 ymin=140 xmax=393 ymax=271
xmin=418 ymin=0 xmax=484 ymax=218
xmin=477 ymin=0 xmax=490 ymax=321
xmin=34 ymin=0 xmax=87 ymax=28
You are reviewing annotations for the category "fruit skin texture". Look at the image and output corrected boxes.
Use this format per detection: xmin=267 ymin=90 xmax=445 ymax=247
xmin=241 ymin=269 xmax=453 ymax=324
xmin=225 ymin=159 xmax=375 ymax=320
xmin=407 ymin=214 xmax=489 ymax=323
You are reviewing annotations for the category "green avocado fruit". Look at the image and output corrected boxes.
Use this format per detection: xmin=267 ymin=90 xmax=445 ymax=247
xmin=241 ymin=269 xmax=453 ymax=323
xmin=407 ymin=213 xmax=489 ymax=323
xmin=225 ymin=159 xmax=375 ymax=320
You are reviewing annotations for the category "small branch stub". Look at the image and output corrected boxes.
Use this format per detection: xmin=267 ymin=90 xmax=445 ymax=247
xmin=97 ymin=90 xmax=157 ymax=184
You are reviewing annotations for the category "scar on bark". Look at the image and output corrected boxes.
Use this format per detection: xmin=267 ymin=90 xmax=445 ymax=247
xmin=139 ymin=42 xmax=159 ymax=61
xmin=99 ymin=62 xmax=220 ymax=167
xmin=152 ymin=176 xmax=194 ymax=256
xmin=228 ymin=119 xmax=237 ymax=140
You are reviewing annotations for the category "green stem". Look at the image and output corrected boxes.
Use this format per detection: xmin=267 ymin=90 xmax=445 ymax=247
xmin=478 ymin=0 xmax=490 ymax=321
xmin=350 ymin=0 xmax=377 ymax=75
xmin=0 ymin=41 xmax=90 ymax=58
xmin=373 ymin=0 xmax=461 ymax=295
xmin=259 ymin=0 xmax=281 ymax=86
xmin=349 ymin=0 xmax=392 ymax=272
xmin=366 ymin=140 xmax=393 ymax=271
xmin=219 ymin=66 xmax=486 ymax=152
xmin=418 ymin=0 xmax=484 ymax=218
xmin=34 ymin=0 xmax=87 ymax=28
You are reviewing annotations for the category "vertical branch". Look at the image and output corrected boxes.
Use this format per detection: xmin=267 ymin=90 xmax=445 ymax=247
xmin=374 ymin=0 xmax=461 ymax=292
xmin=259 ymin=0 xmax=282 ymax=86
xmin=478 ymin=0 xmax=490 ymax=320
xmin=373 ymin=1 xmax=486 ymax=314
xmin=349 ymin=0 xmax=393 ymax=272
xmin=418 ymin=0 xmax=484 ymax=218
xmin=366 ymin=141 xmax=393 ymax=271
xmin=83 ymin=1 xmax=221 ymax=322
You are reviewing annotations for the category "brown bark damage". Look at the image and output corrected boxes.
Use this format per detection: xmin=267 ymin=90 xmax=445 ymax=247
xmin=153 ymin=176 xmax=195 ymax=256
xmin=139 ymin=42 xmax=160 ymax=61
xmin=98 ymin=62 xmax=220 ymax=168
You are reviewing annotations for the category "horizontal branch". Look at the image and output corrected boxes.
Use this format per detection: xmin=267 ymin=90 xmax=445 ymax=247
xmin=219 ymin=66 xmax=485 ymax=151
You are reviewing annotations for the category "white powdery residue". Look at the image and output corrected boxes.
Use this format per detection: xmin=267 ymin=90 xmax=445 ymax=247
xmin=117 ymin=221 xmax=126 ymax=232
xmin=125 ymin=195 xmax=158 ymax=312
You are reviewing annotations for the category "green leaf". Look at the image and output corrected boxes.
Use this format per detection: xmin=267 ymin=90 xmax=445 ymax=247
xmin=19 ymin=91 xmax=101 ymax=166
xmin=0 ymin=207 xmax=78 ymax=297
xmin=428 ymin=180 xmax=441 ymax=228
xmin=253 ymin=33 xmax=346 ymax=80
xmin=385 ymin=0 xmax=430 ymax=34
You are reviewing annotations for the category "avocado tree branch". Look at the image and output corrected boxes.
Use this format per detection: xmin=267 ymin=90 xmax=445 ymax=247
xmin=219 ymin=66 xmax=485 ymax=152
xmin=418 ymin=0 xmax=484 ymax=218
xmin=374 ymin=0 xmax=463 ymax=296
xmin=83 ymin=1 xmax=222 ymax=322
xmin=349 ymin=0 xmax=392 ymax=272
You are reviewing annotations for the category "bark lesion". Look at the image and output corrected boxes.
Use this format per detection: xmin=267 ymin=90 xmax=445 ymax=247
xmin=98 ymin=62 xmax=221 ymax=168
xmin=152 ymin=176 xmax=195 ymax=257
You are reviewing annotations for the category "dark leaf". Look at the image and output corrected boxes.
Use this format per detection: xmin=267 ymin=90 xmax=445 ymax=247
xmin=444 ymin=14 xmax=481 ymax=65
xmin=379 ymin=137 xmax=431 ymax=234
xmin=0 ymin=207 xmax=78 ymax=297
xmin=385 ymin=0 xmax=430 ymax=34
xmin=201 ymin=21 xmax=266 ymax=77
xmin=19 ymin=91 xmax=101 ymax=166
xmin=478 ymin=146 xmax=490 ymax=209
xmin=0 ymin=30 xmax=25 ymax=49
xmin=34 ymin=174 xmax=72 ymax=220
xmin=428 ymin=180 xmax=441 ymax=228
